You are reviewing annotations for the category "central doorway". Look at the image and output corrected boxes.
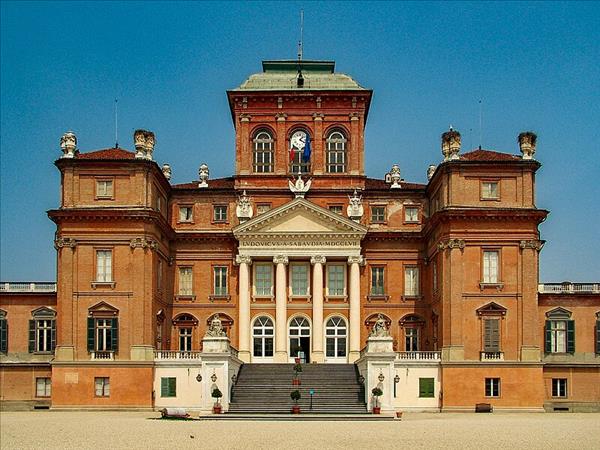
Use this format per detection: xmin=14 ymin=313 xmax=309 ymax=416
xmin=289 ymin=316 xmax=311 ymax=363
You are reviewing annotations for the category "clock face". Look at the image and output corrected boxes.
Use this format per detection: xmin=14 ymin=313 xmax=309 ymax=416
xmin=290 ymin=130 xmax=307 ymax=150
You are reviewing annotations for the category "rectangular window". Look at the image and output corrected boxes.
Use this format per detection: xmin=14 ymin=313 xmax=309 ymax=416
xmin=36 ymin=377 xmax=51 ymax=397
xmin=406 ymin=328 xmax=419 ymax=352
xmin=482 ymin=250 xmax=499 ymax=283
xmin=95 ymin=319 xmax=114 ymax=351
xmin=179 ymin=206 xmax=193 ymax=222
xmin=485 ymin=378 xmax=500 ymax=397
xmin=213 ymin=205 xmax=228 ymax=222
xmin=87 ymin=318 xmax=118 ymax=353
xmin=328 ymin=205 xmax=343 ymax=215
xmin=213 ymin=266 xmax=228 ymax=296
xmin=96 ymin=250 xmax=112 ymax=282
xmin=371 ymin=267 xmax=385 ymax=296
xmin=371 ymin=206 xmax=386 ymax=223
xmin=552 ymin=378 xmax=567 ymax=398
xmin=419 ymin=378 xmax=434 ymax=398
xmin=291 ymin=264 xmax=309 ymax=296
xmin=254 ymin=264 xmax=273 ymax=296
xmin=484 ymin=319 xmax=500 ymax=352
xmin=546 ymin=320 xmax=575 ymax=353
xmin=0 ymin=318 xmax=7 ymax=353
xmin=404 ymin=267 xmax=420 ymax=296
xmin=405 ymin=206 xmax=419 ymax=223
xmin=95 ymin=377 xmax=110 ymax=397
xmin=482 ymin=181 xmax=500 ymax=200
xmin=327 ymin=265 xmax=345 ymax=296
xmin=178 ymin=267 xmax=193 ymax=295
xmin=179 ymin=327 xmax=192 ymax=352
xmin=96 ymin=179 xmax=113 ymax=199
xmin=161 ymin=377 xmax=177 ymax=397
xmin=256 ymin=204 xmax=271 ymax=215
xmin=34 ymin=319 xmax=55 ymax=352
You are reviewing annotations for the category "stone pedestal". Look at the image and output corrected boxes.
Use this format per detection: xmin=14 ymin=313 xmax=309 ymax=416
xmin=356 ymin=335 xmax=396 ymax=413
xmin=202 ymin=336 xmax=231 ymax=353
xmin=130 ymin=345 xmax=155 ymax=361
xmin=365 ymin=336 xmax=394 ymax=353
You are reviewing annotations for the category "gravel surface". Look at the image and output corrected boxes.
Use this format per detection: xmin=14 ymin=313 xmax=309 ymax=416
xmin=1 ymin=411 xmax=599 ymax=449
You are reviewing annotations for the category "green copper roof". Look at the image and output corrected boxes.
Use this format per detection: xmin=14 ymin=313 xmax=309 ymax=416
xmin=232 ymin=60 xmax=366 ymax=91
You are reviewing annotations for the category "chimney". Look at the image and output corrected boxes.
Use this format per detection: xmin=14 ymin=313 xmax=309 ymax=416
xmin=441 ymin=128 xmax=461 ymax=161
xmin=60 ymin=131 xmax=78 ymax=158
xmin=518 ymin=131 xmax=537 ymax=160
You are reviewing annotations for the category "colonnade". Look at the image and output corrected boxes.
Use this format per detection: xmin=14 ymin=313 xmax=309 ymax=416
xmin=235 ymin=254 xmax=364 ymax=363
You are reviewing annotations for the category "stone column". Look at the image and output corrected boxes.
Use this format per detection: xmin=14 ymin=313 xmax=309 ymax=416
xmin=273 ymin=255 xmax=289 ymax=362
xmin=311 ymin=255 xmax=326 ymax=363
xmin=236 ymin=255 xmax=252 ymax=362
xmin=348 ymin=255 xmax=364 ymax=362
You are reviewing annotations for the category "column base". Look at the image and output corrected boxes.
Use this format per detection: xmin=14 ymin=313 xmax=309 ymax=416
xmin=520 ymin=346 xmax=541 ymax=362
xmin=274 ymin=351 xmax=288 ymax=363
xmin=348 ymin=351 xmax=360 ymax=363
xmin=54 ymin=346 xmax=75 ymax=361
xmin=311 ymin=351 xmax=324 ymax=363
xmin=238 ymin=351 xmax=251 ymax=363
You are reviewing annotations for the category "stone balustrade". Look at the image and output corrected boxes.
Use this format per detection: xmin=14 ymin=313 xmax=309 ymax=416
xmin=1 ymin=282 xmax=57 ymax=293
xmin=396 ymin=351 xmax=441 ymax=361
xmin=538 ymin=283 xmax=600 ymax=294
xmin=154 ymin=351 xmax=202 ymax=360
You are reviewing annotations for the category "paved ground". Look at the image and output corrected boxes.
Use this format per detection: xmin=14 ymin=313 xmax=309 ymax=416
xmin=1 ymin=411 xmax=599 ymax=449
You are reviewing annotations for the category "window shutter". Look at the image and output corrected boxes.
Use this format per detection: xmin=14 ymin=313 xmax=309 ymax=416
xmin=28 ymin=320 xmax=35 ymax=353
xmin=544 ymin=321 xmax=552 ymax=353
xmin=0 ymin=319 xmax=7 ymax=353
xmin=87 ymin=318 xmax=95 ymax=351
xmin=484 ymin=319 xmax=500 ymax=352
xmin=596 ymin=321 xmax=600 ymax=354
xmin=566 ymin=320 xmax=575 ymax=354
xmin=161 ymin=377 xmax=168 ymax=397
xmin=419 ymin=378 xmax=434 ymax=397
xmin=169 ymin=378 xmax=177 ymax=397
xmin=111 ymin=318 xmax=119 ymax=352
xmin=51 ymin=320 xmax=56 ymax=352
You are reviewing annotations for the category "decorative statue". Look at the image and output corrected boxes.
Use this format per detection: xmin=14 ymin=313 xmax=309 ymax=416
xmin=198 ymin=163 xmax=210 ymax=188
xmin=427 ymin=164 xmax=437 ymax=181
xmin=389 ymin=164 xmax=401 ymax=188
xmin=441 ymin=127 xmax=461 ymax=161
xmin=162 ymin=164 xmax=172 ymax=181
xmin=288 ymin=174 xmax=312 ymax=198
xmin=518 ymin=131 xmax=537 ymax=160
xmin=236 ymin=190 xmax=254 ymax=221
xmin=60 ymin=131 xmax=78 ymax=158
xmin=206 ymin=314 xmax=226 ymax=337
xmin=134 ymin=129 xmax=147 ymax=159
xmin=346 ymin=189 xmax=364 ymax=221
xmin=371 ymin=314 xmax=390 ymax=337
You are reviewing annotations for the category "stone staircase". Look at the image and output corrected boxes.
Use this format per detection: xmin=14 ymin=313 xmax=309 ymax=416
xmin=228 ymin=363 xmax=367 ymax=414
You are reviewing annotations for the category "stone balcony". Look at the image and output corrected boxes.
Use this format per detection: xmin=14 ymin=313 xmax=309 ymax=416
xmin=154 ymin=351 xmax=202 ymax=360
xmin=0 ymin=282 xmax=57 ymax=293
xmin=90 ymin=351 xmax=114 ymax=360
xmin=480 ymin=351 xmax=504 ymax=361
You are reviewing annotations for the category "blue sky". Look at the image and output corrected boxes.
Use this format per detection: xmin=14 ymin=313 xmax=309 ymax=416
xmin=1 ymin=1 xmax=599 ymax=282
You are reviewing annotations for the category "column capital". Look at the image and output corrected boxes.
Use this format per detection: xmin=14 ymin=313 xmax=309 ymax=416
xmin=235 ymin=255 xmax=252 ymax=265
xmin=310 ymin=255 xmax=326 ymax=265
xmin=312 ymin=113 xmax=324 ymax=121
xmin=347 ymin=255 xmax=365 ymax=266
xmin=273 ymin=254 xmax=289 ymax=265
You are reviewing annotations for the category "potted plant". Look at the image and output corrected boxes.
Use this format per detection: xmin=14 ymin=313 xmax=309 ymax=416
xmin=371 ymin=387 xmax=383 ymax=414
xmin=395 ymin=410 xmax=403 ymax=419
xmin=290 ymin=389 xmax=301 ymax=414
xmin=292 ymin=343 xmax=302 ymax=363
xmin=292 ymin=361 xmax=303 ymax=386
xmin=211 ymin=387 xmax=223 ymax=414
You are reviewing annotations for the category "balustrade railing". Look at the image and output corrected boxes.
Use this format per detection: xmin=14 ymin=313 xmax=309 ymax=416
xmin=1 ymin=282 xmax=57 ymax=293
xmin=154 ymin=351 xmax=202 ymax=360
xmin=396 ymin=351 xmax=441 ymax=361
xmin=90 ymin=351 xmax=114 ymax=360
xmin=538 ymin=283 xmax=600 ymax=294
xmin=480 ymin=351 xmax=504 ymax=361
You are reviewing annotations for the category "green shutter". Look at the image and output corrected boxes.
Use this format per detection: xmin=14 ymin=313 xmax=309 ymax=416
xmin=51 ymin=320 xmax=56 ymax=352
xmin=87 ymin=318 xmax=95 ymax=351
xmin=419 ymin=378 xmax=434 ymax=398
xmin=596 ymin=321 xmax=600 ymax=354
xmin=0 ymin=319 xmax=7 ymax=353
xmin=484 ymin=319 xmax=500 ymax=352
xmin=161 ymin=377 xmax=168 ymax=397
xmin=566 ymin=320 xmax=575 ymax=354
xmin=111 ymin=318 xmax=119 ymax=352
xmin=544 ymin=320 xmax=552 ymax=353
xmin=28 ymin=320 xmax=35 ymax=353
xmin=169 ymin=377 xmax=177 ymax=397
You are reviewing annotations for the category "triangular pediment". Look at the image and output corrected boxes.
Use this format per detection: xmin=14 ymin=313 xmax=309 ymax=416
xmin=88 ymin=301 xmax=119 ymax=317
xmin=476 ymin=302 xmax=507 ymax=316
xmin=31 ymin=306 xmax=56 ymax=318
xmin=545 ymin=307 xmax=572 ymax=319
xmin=233 ymin=198 xmax=367 ymax=237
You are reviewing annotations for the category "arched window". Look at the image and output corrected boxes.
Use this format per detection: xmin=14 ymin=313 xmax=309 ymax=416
xmin=326 ymin=316 xmax=347 ymax=358
xmin=326 ymin=130 xmax=347 ymax=173
xmin=400 ymin=314 xmax=425 ymax=352
xmin=253 ymin=130 xmax=274 ymax=173
xmin=172 ymin=313 xmax=198 ymax=353
xmin=289 ymin=316 xmax=311 ymax=361
xmin=253 ymin=316 xmax=274 ymax=357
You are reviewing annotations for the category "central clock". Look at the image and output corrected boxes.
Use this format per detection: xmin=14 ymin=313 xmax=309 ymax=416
xmin=290 ymin=130 xmax=307 ymax=150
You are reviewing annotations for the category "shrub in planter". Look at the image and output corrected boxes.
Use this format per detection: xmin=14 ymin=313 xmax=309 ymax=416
xmin=292 ymin=362 xmax=303 ymax=385
xmin=371 ymin=387 xmax=383 ymax=414
xmin=212 ymin=387 xmax=223 ymax=414
xmin=290 ymin=389 xmax=301 ymax=414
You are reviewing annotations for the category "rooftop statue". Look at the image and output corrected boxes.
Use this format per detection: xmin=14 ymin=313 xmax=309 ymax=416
xmin=370 ymin=314 xmax=390 ymax=337
xmin=206 ymin=314 xmax=226 ymax=337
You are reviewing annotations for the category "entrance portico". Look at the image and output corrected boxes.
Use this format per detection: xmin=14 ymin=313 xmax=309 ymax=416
xmin=233 ymin=197 xmax=367 ymax=363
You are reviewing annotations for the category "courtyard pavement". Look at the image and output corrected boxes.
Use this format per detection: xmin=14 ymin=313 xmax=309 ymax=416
xmin=1 ymin=411 xmax=599 ymax=449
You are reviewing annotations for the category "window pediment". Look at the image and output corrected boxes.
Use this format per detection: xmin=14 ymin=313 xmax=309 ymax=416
xmin=476 ymin=302 xmax=507 ymax=316
xmin=546 ymin=307 xmax=572 ymax=319
xmin=88 ymin=301 xmax=119 ymax=317
xmin=31 ymin=306 xmax=56 ymax=318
